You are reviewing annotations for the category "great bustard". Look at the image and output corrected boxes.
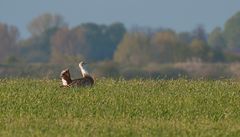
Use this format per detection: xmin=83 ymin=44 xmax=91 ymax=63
xmin=60 ymin=61 xmax=94 ymax=87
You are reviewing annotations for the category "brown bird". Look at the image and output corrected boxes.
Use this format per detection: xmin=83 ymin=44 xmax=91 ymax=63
xmin=60 ymin=61 xmax=94 ymax=87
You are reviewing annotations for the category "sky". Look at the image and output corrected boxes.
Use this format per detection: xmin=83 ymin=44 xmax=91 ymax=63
xmin=1 ymin=0 xmax=240 ymax=38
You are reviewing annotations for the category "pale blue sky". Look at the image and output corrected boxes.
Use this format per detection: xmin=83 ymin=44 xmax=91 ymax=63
xmin=1 ymin=0 xmax=240 ymax=38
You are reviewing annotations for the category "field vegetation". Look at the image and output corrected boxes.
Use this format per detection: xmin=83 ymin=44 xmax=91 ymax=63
xmin=0 ymin=78 xmax=239 ymax=136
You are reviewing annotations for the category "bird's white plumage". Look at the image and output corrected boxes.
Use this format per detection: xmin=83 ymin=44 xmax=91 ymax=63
xmin=79 ymin=63 xmax=89 ymax=77
xmin=61 ymin=78 xmax=68 ymax=86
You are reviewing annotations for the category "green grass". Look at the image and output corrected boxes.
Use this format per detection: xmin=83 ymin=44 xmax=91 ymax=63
xmin=0 ymin=78 xmax=240 ymax=137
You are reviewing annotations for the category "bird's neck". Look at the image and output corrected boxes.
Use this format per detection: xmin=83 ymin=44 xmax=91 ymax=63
xmin=79 ymin=65 xmax=89 ymax=77
xmin=61 ymin=77 xmax=72 ymax=85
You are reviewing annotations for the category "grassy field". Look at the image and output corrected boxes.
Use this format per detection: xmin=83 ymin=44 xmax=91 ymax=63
xmin=0 ymin=78 xmax=240 ymax=137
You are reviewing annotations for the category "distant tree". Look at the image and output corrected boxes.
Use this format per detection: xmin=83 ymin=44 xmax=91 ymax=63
xmin=80 ymin=23 xmax=109 ymax=61
xmin=224 ymin=11 xmax=240 ymax=48
xmin=192 ymin=25 xmax=207 ymax=42
xmin=189 ymin=39 xmax=210 ymax=61
xmin=208 ymin=27 xmax=226 ymax=49
xmin=104 ymin=22 xmax=126 ymax=58
xmin=0 ymin=23 xmax=19 ymax=63
xmin=19 ymin=27 xmax=60 ymax=62
xmin=28 ymin=13 xmax=65 ymax=36
xmin=19 ymin=13 xmax=66 ymax=62
xmin=50 ymin=27 xmax=87 ymax=63
xmin=150 ymin=30 xmax=187 ymax=63
xmin=114 ymin=32 xmax=151 ymax=66
xmin=77 ymin=22 xmax=126 ymax=61
xmin=178 ymin=32 xmax=193 ymax=45
xmin=207 ymin=27 xmax=225 ymax=62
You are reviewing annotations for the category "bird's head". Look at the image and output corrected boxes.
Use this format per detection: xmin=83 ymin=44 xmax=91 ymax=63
xmin=79 ymin=61 xmax=87 ymax=67
xmin=60 ymin=68 xmax=71 ymax=79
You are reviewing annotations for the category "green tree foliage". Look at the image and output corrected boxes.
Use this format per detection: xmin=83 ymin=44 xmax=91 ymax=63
xmin=189 ymin=39 xmax=210 ymax=61
xmin=224 ymin=11 xmax=240 ymax=48
xmin=104 ymin=23 xmax=126 ymax=59
xmin=0 ymin=23 xmax=19 ymax=63
xmin=150 ymin=30 xmax=187 ymax=63
xmin=114 ymin=32 xmax=151 ymax=66
xmin=81 ymin=22 xmax=126 ymax=61
xmin=208 ymin=27 xmax=225 ymax=62
xmin=208 ymin=27 xmax=226 ymax=49
xmin=114 ymin=30 xmax=190 ymax=66
xmin=114 ymin=29 xmax=212 ymax=67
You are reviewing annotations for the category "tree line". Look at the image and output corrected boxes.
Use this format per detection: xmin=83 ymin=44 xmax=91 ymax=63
xmin=1 ymin=11 xmax=240 ymax=66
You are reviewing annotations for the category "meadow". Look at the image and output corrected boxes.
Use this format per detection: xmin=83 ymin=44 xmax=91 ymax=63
xmin=0 ymin=78 xmax=239 ymax=137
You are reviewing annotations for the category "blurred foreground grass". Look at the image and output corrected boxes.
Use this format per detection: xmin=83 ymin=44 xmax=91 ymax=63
xmin=0 ymin=78 xmax=240 ymax=137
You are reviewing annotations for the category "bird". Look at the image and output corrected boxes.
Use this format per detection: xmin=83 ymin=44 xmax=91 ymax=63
xmin=60 ymin=61 xmax=94 ymax=87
